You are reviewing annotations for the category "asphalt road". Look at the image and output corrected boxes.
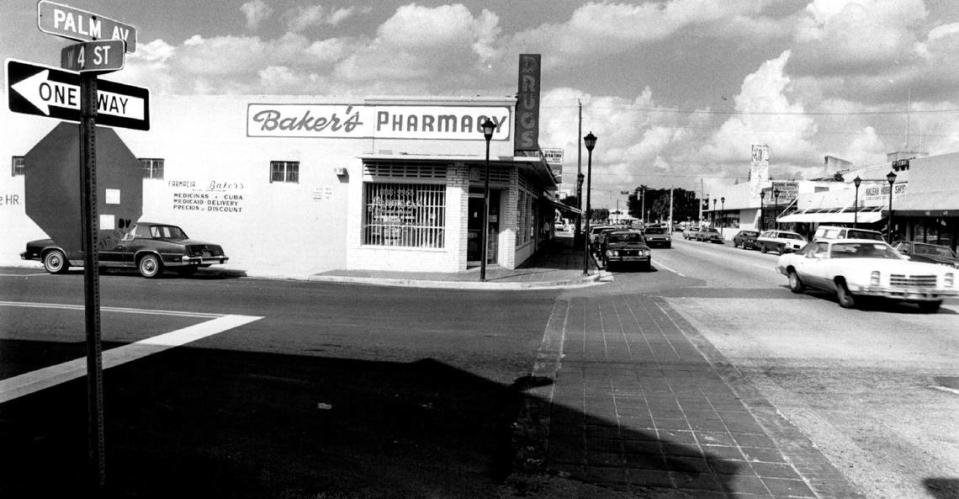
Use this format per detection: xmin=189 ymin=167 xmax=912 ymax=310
xmin=0 ymin=269 xmax=560 ymax=497
xmin=2 ymin=241 xmax=959 ymax=498
xmin=601 ymin=238 xmax=959 ymax=499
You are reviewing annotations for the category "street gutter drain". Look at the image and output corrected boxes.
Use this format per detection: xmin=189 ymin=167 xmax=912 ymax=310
xmin=931 ymin=377 xmax=959 ymax=396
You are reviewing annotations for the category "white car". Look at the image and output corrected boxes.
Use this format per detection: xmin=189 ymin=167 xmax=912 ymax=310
xmin=756 ymin=230 xmax=806 ymax=254
xmin=776 ymin=239 xmax=958 ymax=312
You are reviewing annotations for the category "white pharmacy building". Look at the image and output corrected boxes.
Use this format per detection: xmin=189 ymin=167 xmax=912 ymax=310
xmin=1 ymin=94 xmax=564 ymax=277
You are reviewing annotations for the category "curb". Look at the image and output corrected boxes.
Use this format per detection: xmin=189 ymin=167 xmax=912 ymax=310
xmin=306 ymin=273 xmax=604 ymax=290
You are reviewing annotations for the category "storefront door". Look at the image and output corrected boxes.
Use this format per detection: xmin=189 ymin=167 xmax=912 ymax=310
xmin=467 ymin=192 xmax=499 ymax=265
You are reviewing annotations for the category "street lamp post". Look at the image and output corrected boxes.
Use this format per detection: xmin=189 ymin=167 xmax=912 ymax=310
xmin=886 ymin=171 xmax=897 ymax=243
xmin=712 ymin=199 xmax=717 ymax=227
xmin=583 ymin=132 xmax=597 ymax=276
xmin=720 ymin=197 xmax=725 ymax=238
xmin=853 ymin=176 xmax=862 ymax=228
xmin=759 ymin=190 xmax=765 ymax=231
xmin=640 ymin=186 xmax=646 ymax=225
xmin=480 ymin=118 xmax=496 ymax=281
xmin=773 ymin=188 xmax=780 ymax=230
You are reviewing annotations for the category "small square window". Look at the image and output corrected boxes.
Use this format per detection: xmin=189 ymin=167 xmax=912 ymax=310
xmin=270 ymin=161 xmax=299 ymax=183
xmin=139 ymin=158 xmax=164 ymax=179
xmin=11 ymin=156 xmax=25 ymax=177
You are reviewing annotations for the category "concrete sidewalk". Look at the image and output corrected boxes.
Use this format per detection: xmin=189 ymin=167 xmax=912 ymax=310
xmin=514 ymin=294 xmax=863 ymax=498
xmin=309 ymin=234 xmax=603 ymax=290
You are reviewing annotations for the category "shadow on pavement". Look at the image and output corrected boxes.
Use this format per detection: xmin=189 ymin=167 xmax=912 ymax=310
xmin=0 ymin=342 xmax=740 ymax=497
xmin=924 ymin=478 xmax=959 ymax=498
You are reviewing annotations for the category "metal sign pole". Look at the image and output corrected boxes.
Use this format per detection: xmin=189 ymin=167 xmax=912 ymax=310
xmin=79 ymin=71 xmax=106 ymax=490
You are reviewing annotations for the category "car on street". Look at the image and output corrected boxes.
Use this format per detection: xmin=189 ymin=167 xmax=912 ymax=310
xmin=697 ymin=227 xmax=724 ymax=243
xmin=777 ymin=238 xmax=958 ymax=312
xmin=813 ymin=225 xmax=884 ymax=241
xmin=588 ymin=225 xmax=616 ymax=247
xmin=21 ymin=222 xmax=229 ymax=278
xmin=756 ymin=230 xmax=806 ymax=254
xmin=642 ymin=225 xmax=672 ymax=248
xmin=601 ymin=230 xmax=651 ymax=270
xmin=683 ymin=226 xmax=700 ymax=240
xmin=893 ymin=241 xmax=959 ymax=269
xmin=732 ymin=230 xmax=761 ymax=250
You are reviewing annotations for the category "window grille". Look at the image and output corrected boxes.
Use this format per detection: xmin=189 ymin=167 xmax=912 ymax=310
xmin=139 ymin=158 xmax=164 ymax=179
xmin=11 ymin=156 xmax=25 ymax=176
xmin=270 ymin=161 xmax=299 ymax=183
xmin=363 ymin=183 xmax=445 ymax=248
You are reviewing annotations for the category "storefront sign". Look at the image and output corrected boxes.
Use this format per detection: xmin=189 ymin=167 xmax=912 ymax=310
xmin=514 ymin=54 xmax=541 ymax=153
xmin=861 ymin=182 xmax=907 ymax=206
xmin=770 ymin=181 xmax=798 ymax=204
xmin=247 ymin=104 xmax=510 ymax=140
xmin=170 ymin=179 xmax=246 ymax=214
xmin=542 ymin=147 xmax=563 ymax=183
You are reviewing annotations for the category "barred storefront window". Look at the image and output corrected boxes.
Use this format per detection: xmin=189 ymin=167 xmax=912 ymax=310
xmin=363 ymin=183 xmax=445 ymax=248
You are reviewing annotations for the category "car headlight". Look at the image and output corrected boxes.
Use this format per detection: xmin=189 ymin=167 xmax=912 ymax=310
xmin=641 ymin=249 xmax=650 ymax=256
xmin=606 ymin=250 xmax=618 ymax=257
xmin=946 ymin=272 xmax=955 ymax=288
xmin=870 ymin=271 xmax=881 ymax=286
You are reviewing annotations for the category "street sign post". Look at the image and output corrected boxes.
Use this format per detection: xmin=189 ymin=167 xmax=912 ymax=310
xmin=6 ymin=59 xmax=149 ymax=130
xmin=61 ymin=40 xmax=125 ymax=73
xmin=37 ymin=0 xmax=137 ymax=53
xmin=26 ymin=2 xmax=142 ymax=490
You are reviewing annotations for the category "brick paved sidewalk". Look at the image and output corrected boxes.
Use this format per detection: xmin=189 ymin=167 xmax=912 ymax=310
xmin=515 ymin=295 xmax=862 ymax=498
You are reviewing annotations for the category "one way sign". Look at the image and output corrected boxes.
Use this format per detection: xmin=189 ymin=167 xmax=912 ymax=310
xmin=5 ymin=59 xmax=149 ymax=130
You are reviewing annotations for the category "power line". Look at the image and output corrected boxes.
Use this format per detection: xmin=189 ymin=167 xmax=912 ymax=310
xmin=541 ymin=102 xmax=959 ymax=116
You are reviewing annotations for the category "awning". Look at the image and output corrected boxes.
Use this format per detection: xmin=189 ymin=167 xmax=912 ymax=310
xmin=542 ymin=195 xmax=582 ymax=215
xmin=778 ymin=207 xmax=883 ymax=224
xmin=894 ymin=153 xmax=959 ymax=216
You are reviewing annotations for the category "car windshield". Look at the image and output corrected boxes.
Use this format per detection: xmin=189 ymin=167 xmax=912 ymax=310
xmin=645 ymin=228 xmax=666 ymax=234
xmin=741 ymin=231 xmax=758 ymax=237
xmin=915 ymin=243 xmax=957 ymax=259
xmin=782 ymin=233 xmax=803 ymax=240
xmin=830 ymin=242 xmax=900 ymax=259
xmin=609 ymin=233 xmax=643 ymax=243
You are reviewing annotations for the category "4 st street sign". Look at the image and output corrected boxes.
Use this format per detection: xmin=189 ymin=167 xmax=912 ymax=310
xmin=6 ymin=59 xmax=150 ymax=130
xmin=37 ymin=0 xmax=137 ymax=53
xmin=61 ymin=40 xmax=125 ymax=73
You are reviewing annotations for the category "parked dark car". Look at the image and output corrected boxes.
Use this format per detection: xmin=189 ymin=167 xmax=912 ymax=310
xmin=21 ymin=222 xmax=229 ymax=278
xmin=642 ymin=225 xmax=672 ymax=248
xmin=732 ymin=230 xmax=760 ymax=249
xmin=601 ymin=230 xmax=651 ymax=270
xmin=893 ymin=241 xmax=959 ymax=269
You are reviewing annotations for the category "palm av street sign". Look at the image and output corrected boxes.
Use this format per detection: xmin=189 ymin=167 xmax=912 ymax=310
xmin=37 ymin=0 xmax=137 ymax=53
xmin=6 ymin=59 xmax=150 ymax=130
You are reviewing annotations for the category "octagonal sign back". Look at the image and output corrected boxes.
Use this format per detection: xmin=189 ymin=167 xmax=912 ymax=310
xmin=24 ymin=122 xmax=143 ymax=254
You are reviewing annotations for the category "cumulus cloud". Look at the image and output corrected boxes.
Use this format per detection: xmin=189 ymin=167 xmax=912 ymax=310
xmin=503 ymin=0 xmax=777 ymax=70
xmin=284 ymin=5 xmax=358 ymax=32
xmin=698 ymin=51 xmax=818 ymax=166
xmin=241 ymin=0 xmax=273 ymax=31
xmin=333 ymin=4 xmax=500 ymax=83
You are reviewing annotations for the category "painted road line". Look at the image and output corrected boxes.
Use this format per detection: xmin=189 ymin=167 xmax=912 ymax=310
xmin=0 ymin=314 xmax=262 ymax=404
xmin=0 ymin=300 xmax=222 ymax=319
xmin=654 ymin=260 xmax=686 ymax=277
xmin=0 ymin=273 xmax=49 ymax=277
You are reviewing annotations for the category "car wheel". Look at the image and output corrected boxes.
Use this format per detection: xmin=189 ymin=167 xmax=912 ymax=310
xmin=760 ymin=244 xmax=768 ymax=254
xmin=778 ymin=244 xmax=784 ymax=254
xmin=138 ymin=254 xmax=163 ymax=278
xmin=836 ymin=280 xmax=856 ymax=309
xmin=788 ymin=270 xmax=804 ymax=293
xmin=43 ymin=249 xmax=69 ymax=274
xmin=642 ymin=261 xmax=651 ymax=271
xmin=918 ymin=301 xmax=941 ymax=313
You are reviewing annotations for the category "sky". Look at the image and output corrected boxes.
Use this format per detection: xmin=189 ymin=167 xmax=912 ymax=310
xmin=3 ymin=0 xmax=959 ymax=209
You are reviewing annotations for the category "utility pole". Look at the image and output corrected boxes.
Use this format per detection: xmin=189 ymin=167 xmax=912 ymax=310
xmin=575 ymin=99 xmax=583 ymax=245
xmin=668 ymin=187 xmax=674 ymax=233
